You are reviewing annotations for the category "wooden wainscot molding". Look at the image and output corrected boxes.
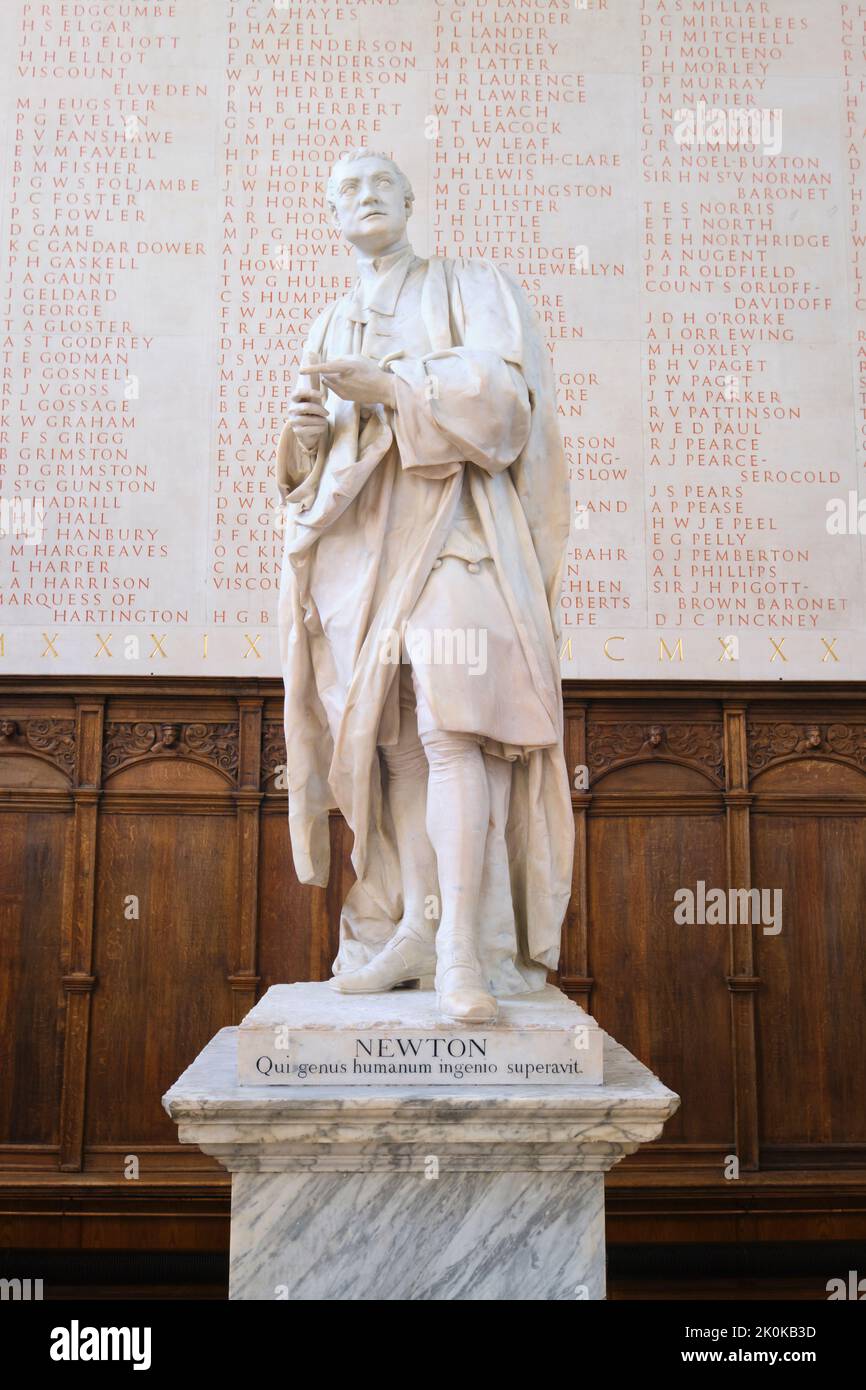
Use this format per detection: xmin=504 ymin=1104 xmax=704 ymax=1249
xmin=725 ymin=975 xmax=762 ymax=993
xmin=228 ymin=972 xmax=261 ymax=995
xmin=62 ymin=972 xmax=97 ymax=994
xmin=559 ymin=974 xmax=594 ymax=1007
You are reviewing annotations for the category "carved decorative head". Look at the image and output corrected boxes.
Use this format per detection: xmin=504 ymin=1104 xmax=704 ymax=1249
xmin=0 ymin=719 xmax=18 ymax=740
xmin=159 ymin=723 xmax=181 ymax=749
xmin=647 ymin=725 xmax=664 ymax=748
xmin=804 ymin=725 xmax=822 ymax=749
xmin=326 ymin=149 xmax=414 ymax=254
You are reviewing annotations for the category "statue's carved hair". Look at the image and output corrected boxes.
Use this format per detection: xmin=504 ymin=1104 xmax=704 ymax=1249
xmin=326 ymin=149 xmax=415 ymax=214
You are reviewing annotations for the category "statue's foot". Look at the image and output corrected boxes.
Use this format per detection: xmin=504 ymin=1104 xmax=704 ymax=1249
xmin=330 ymin=930 xmax=436 ymax=995
xmin=435 ymin=937 xmax=498 ymax=1023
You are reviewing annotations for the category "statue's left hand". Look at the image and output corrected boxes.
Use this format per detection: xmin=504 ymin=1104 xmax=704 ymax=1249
xmin=301 ymin=355 xmax=396 ymax=408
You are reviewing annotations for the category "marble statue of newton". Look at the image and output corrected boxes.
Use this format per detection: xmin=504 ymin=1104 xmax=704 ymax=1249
xmin=276 ymin=149 xmax=575 ymax=1024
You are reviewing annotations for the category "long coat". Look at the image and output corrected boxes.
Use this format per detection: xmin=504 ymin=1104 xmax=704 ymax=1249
xmin=276 ymin=255 xmax=574 ymax=993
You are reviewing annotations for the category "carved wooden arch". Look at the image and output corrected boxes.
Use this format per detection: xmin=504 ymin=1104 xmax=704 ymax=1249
xmin=747 ymin=720 xmax=866 ymax=781
xmin=102 ymin=720 xmax=239 ymax=784
xmin=0 ymin=717 xmax=76 ymax=781
xmin=586 ymin=720 xmax=725 ymax=787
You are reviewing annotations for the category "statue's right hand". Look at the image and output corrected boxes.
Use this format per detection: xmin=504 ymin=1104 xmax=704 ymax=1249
xmin=287 ymin=379 xmax=328 ymax=454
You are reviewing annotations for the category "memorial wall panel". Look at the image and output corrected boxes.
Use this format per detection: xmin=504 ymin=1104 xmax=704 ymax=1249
xmin=2 ymin=2 xmax=866 ymax=678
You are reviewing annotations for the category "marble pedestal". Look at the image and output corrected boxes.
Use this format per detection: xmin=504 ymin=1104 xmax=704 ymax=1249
xmin=163 ymin=993 xmax=679 ymax=1301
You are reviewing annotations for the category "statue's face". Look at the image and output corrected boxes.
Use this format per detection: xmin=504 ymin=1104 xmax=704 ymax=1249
xmin=330 ymin=156 xmax=409 ymax=253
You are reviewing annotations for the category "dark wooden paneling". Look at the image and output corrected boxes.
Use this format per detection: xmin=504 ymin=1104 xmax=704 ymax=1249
xmin=87 ymin=809 xmax=236 ymax=1151
xmin=747 ymin=708 xmax=866 ymax=1165
xmin=257 ymin=807 xmax=338 ymax=988
xmin=0 ymin=677 xmax=864 ymax=1250
xmin=588 ymin=808 xmax=733 ymax=1149
xmin=752 ymin=811 xmax=866 ymax=1152
xmin=0 ymin=811 xmax=67 ymax=1147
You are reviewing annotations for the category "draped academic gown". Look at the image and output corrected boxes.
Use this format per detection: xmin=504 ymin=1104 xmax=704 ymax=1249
xmin=275 ymin=251 xmax=574 ymax=995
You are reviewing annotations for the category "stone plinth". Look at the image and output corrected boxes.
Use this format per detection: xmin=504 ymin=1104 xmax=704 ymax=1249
xmin=237 ymin=982 xmax=604 ymax=1087
xmin=163 ymin=1002 xmax=679 ymax=1301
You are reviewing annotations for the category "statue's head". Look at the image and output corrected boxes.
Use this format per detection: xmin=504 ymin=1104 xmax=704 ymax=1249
xmin=326 ymin=149 xmax=414 ymax=255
